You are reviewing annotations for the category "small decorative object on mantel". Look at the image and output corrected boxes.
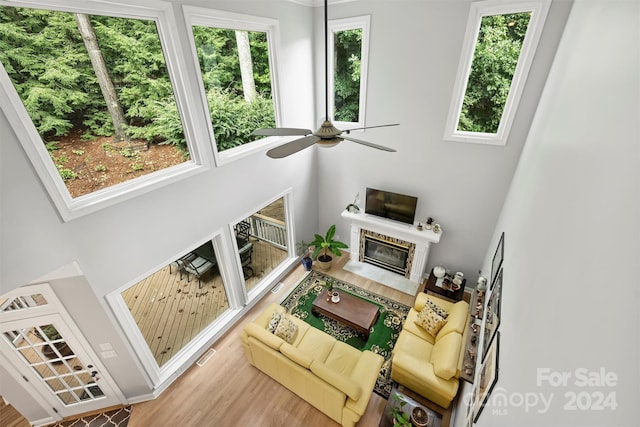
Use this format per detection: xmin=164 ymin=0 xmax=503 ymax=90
xmin=417 ymin=223 xmax=423 ymax=231
xmin=433 ymin=223 xmax=441 ymax=234
xmin=425 ymin=217 xmax=434 ymax=230
xmin=345 ymin=192 xmax=361 ymax=213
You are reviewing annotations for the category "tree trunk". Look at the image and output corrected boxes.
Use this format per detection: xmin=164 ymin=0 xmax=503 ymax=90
xmin=75 ymin=13 xmax=129 ymax=142
xmin=235 ymin=30 xmax=256 ymax=103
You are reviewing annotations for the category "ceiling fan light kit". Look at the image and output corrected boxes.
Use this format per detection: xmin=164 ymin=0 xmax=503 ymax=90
xmin=253 ymin=0 xmax=398 ymax=158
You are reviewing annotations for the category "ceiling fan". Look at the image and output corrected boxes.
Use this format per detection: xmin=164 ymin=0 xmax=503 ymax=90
xmin=253 ymin=0 xmax=398 ymax=159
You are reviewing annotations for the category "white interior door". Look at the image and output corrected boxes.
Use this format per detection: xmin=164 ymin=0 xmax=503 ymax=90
xmin=0 ymin=284 xmax=124 ymax=419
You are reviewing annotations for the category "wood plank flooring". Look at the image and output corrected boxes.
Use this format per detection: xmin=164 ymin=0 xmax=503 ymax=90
xmin=1 ymin=255 xmax=459 ymax=427
xmin=0 ymin=399 xmax=30 ymax=427
xmin=121 ymin=240 xmax=287 ymax=365
xmin=127 ymin=254 xmax=419 ymax=427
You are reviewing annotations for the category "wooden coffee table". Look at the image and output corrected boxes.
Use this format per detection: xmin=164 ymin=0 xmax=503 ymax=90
xmin=311 ymin=289 xmax=379 ymax=340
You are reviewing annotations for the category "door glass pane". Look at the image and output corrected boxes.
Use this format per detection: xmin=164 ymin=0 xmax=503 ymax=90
xmin=0 ymin=293 xmax=48 ymax=312
xmin=0 ymin=6 xmax=191 ymax=198
xmin=1 ymin=324 xmax=104 ymax=406
xmin=121 ymin=242 xmax=230 ymax=367
xmin=236 ymin=197 xmax=288 ymax=294
xmin=191 ymin=25 xmax=275 ymax=152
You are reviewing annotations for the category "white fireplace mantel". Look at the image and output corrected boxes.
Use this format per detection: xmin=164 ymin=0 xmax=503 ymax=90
xmin=341 ymin=210 xmax=441 ymax=283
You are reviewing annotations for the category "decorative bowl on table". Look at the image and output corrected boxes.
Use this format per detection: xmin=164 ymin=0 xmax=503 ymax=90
xmin=411 ymin=406 xmax=430 ymax=427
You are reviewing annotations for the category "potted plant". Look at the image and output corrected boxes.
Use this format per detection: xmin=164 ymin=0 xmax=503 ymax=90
xmin=390 ymin=393 xmax=412 ymax=426
xmin=310 ymin=224 xmax=348 ymax=270
xmin=410 ymin=406 xmax=430 ymax=427
xmin=297 ymin=240 xmax=313 ymax=271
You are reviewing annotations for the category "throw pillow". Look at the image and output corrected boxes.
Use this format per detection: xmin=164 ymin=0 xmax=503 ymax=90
xmin=425 ymin=298 xmax=449 ymax=319
xmin=274 ymin=317 xmax=298 ymax=344
xmin=266 ymin=311 xmax=282 ymax=333
xmin=415 ymin=306 xmax=448 ymax=337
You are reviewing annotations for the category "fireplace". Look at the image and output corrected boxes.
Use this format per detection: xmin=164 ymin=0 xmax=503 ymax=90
xmin=342 ymin=210 xmax=441 ymax=284
xmin=360 ymin=230 xmax=415 ymax=278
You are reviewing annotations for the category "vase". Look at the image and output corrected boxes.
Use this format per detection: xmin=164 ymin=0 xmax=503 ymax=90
xmin=301 ymin=256 xmax=313 ymax=271
xmin=433 ymin=265 xmax=446 ymax=278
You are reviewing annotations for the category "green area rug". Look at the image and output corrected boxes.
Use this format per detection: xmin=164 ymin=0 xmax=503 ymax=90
xmin=281 ymin=270 xmax=410 ymax=399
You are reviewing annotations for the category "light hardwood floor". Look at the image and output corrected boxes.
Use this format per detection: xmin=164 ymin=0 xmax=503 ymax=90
xmin=1 ymin=255 xmax=454 ymax=427
xmin=128 ymin=254 xmax=418 ymax=427
xmin=0 ymin=399 xmax=30 ymax=427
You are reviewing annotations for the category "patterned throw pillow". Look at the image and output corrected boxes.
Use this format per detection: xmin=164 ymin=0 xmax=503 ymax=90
xmin=266 ymin=311 xmax=282 ymax=333
xmin=415 ymin=306 xmax=448 ymax=337
xmin=425 ymin=298 xmax=449 ymax=319
xmin=274 ymin=317 xmax=298 ymax=344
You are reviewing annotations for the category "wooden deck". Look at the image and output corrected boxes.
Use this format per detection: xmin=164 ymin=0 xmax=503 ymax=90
xmin=121 ymin=239 xmax=287 ymax=366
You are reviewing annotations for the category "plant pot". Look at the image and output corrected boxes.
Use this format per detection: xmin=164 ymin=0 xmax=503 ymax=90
xmin=301 ymin=256 xmax=313 ymax=271
xmin=316 ymin=254 xmax=332 ymax=270
xmin=411 ymin=406 xmax=429 ymax=427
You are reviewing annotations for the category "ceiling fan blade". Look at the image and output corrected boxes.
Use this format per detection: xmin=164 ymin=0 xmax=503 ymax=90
xmin=252 ymin=128 xmax=312 ymax=137
xmin=266 ymin=135 xmax=320 ymax=158
xmin=344 ymin=123 xmax=400 ymax=133
xmin=342 ymin=135 xmax=396 ymax=152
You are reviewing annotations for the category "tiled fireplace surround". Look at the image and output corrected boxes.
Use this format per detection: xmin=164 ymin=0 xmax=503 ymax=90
xmin=341 ymin=211 xmax=441 ymax=284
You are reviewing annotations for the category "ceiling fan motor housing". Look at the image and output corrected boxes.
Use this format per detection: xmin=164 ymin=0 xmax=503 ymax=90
xmin=314 ymin=120 xmax=344 ymax=146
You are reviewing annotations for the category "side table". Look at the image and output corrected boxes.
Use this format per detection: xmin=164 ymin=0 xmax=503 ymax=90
xmin=423 ymin=268 xmax=465 ymax=302
xmin=379 ymin=385 xmax=451 ymax=427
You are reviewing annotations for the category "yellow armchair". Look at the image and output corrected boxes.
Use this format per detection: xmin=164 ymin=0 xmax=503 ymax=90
xmin=391 ymin=293 xmax=469 ymax=408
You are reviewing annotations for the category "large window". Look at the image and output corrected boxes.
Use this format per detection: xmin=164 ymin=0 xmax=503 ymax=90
xmin=0 ymin=0 xmax=210 ymax=220
xmin=234 ymin=196 xmax=289 ymax=299
xmin=444 ymin=0 xmax=550 ymax=145
xmin=328 ymin=16 xmax=370 ymax=129
xmin=121 ymin=238 xmax=229 ymax=367
xmin=184 ymin=7 xmax=280 ymax=164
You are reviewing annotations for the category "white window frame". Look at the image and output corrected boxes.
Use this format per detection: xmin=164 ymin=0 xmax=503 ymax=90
xmin=444 ymin=0 xmax=550 ymax=146
xmin=183 ymin=6 xmax=283 ymax=166
xmin=0 ymin=0 xmax=214 ymax=221
xmin=328 ymin=15 xmax=370 ymax=131
xmin=105 ymin=230 xmax=236 ymax=387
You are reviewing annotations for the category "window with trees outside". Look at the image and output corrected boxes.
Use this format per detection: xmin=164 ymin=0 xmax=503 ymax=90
xmin=184 ymin=7 xmax=279 ymax=163
xmin=0 ymin=1 xmax=208 ymax=221
xmin=444 ymin=0 xmax=550 ymax=145
xmin=328 ymin=16 xmax=370 ymax=129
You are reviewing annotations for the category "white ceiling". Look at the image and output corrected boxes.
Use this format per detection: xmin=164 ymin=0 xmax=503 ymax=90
xmin=288 ymin=0 xmax=358 ymax=7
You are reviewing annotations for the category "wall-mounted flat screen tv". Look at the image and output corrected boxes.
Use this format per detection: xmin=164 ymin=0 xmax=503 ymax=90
xmin=364 ymin=188 xmax=418 ymax=225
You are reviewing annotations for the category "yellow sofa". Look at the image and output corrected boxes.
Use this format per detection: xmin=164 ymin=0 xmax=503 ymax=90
xmin=391 ymin=293 xmax=469 ymax=408
xmin=240 ymin=303 xmax=384 ymax=427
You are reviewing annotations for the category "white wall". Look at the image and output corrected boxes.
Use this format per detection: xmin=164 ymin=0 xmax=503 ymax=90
xmin=459 ymin=1 xmax=640 ymax=425
xmin=0 ymin=0 xmax=590 ymax=421
xmin=316 ymin=0 xmax=573 ymax=277
xmin=0 ymin=0 xmax=317 ymax=412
